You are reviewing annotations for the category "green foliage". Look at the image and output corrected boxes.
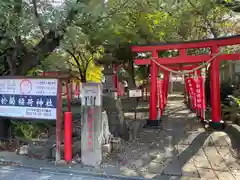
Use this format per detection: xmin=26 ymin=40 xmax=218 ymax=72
xmin=217 ymin=0 xmax=240 ymax=12
xmin=10 ymin=120 xmax=54 ymax=138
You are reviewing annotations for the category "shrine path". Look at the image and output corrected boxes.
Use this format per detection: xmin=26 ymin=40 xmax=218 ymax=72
xmin=1 ymin=94 xmax=240 ymax=179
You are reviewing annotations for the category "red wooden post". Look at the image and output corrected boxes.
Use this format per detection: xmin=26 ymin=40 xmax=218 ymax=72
xmin=113 ymin=64 xmax=118 ymax=93
xmin=184 ymin=76 xmax=188 ymax=103
xmin=197 ymin=69 xmax=202 ymax=117
xmin=75 ymin=82 xmax=80 ymax=99
xmin=185 ymin=78 xmax=190 ymax=108
xmin=196 ymin=69 xmax=201 ymax=76
xmin=179 ymin=49 xmax=187 ymax=103
xmin=66 ymin=79 xmax=71 ymax=112
xmin=148 ymin=50 xmax=158 ymax=125
xmin=64 ymin=112 xmax=72 ymax=162
xmin=183 ymin=75 xmax=187 ymax=102
xmin=159 ymin=76 xmax=165 ymax=111
xmin=69 ymin=80 xmax=73 ymax=100
xmin=163 ymin=71 xmax=170 ymax=108
xmin=210 ymin=46 xmax=222 ymax=126
xmin=157 ymin=79 xmax=160 ymax=118
xmin=160 ymin=80 xmax=164 ymax=116
xmin=195 ymin=76 xmax=201 ymax=117
xmin=199 ymin=77 xmax=205 ymax=121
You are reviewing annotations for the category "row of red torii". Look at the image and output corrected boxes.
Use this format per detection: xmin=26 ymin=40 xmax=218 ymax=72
xmin=131 ymin=35 xmax=240 ymax=128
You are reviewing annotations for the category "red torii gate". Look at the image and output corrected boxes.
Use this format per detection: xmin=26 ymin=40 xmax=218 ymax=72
xmin=131 ymin=35 xmax=240 ymax=128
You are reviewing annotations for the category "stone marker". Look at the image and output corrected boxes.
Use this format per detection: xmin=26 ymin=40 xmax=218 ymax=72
xmin=81 ymin=83 xmax=103 ymax=166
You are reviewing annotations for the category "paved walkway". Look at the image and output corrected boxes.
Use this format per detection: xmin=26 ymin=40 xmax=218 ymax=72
xmin=105 ymin=94 xmax=240 ymax=179
xmin=1 ymin=94 xmax=240 ymax=179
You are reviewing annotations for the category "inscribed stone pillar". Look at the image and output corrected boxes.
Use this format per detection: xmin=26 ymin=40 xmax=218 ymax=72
xmin=81 ymin=83 xmax=102 ymax=166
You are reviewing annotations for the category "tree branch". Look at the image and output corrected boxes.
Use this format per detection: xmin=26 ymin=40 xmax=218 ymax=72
xmin=32 ymin=0 xmax=45 ymax=36
xmin=17 ymin=0 xmax=130 ymax=75
xmin=77 ymin=49 xmax=88 ymax=64
xmin=186 ymin=0 xmax=220 ymax=38
xmin=75 ymin=0 xmax=130 ymax=27
xmin=18 ymin=0 xmax=82 ymax=75
xmin=65 ymin=49 xmax=85 ymax=81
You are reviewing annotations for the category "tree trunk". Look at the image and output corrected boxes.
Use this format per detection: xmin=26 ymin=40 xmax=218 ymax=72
xmin=127 ymin=59 xmax=136 ymax=88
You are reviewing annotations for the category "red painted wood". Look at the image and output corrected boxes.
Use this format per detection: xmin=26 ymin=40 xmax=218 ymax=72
xmin=132 ymin=36 xmax=240 ymax=52
xmin=210 ymin=46 xmax=221 ymax=123
xmin=149 ymin=51 xmax=158 ymax=120
xmin=132 ymin=35 xmax=239 ymax=126
xmin=163 ymin=71 xmax=170 ymax=108
xmin=64 ymin=112 xmax=72 ymax=162
xmin=134 ymin=53 xmax=240 ymax=65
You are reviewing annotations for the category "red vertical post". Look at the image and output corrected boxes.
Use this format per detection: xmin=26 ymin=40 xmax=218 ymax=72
xmin=210 ymin=46 xmax=222 ymax=127
xmin=163 ymin=71 xmax=170 ymax=108
xmin=159 ymin=76 xmax=164 ymax=112
xmin=66 ymin=79 xmax=71 ymax=112
xmin=69 ymin=80 xmax=73 ymax=100
xmin=196 ymin=69 xmax=201 ymax=76
xmin=180 ymin=49 xmax=187 ymax=103
xmin=64 ymin=112 xmax=72 ymax=162
xmin=183 ymin=75 xmax=187 ymax=102
xmin=148 ymin=50 xmax=158 ymax=126
xmin=75 ymin=82 xmax=80 ymax=99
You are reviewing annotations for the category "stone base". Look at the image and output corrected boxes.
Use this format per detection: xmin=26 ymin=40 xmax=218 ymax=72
xmin=204 ymin=120 xmax=225 ymax=130
xmin=210 ymin=121 xmax=225 ymax=130
xmin=143 ymin=120 xmax=161 ymax=129
xmin=102 ymin=143 xmax=112 ymax=154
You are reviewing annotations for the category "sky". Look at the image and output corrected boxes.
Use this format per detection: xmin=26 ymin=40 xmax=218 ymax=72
xmin=51 ymin=0 xmax=109 ymax=6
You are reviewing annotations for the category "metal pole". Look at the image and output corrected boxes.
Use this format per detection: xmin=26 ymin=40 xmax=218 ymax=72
xmin=64 ymin=112 xmax=72 ymax=162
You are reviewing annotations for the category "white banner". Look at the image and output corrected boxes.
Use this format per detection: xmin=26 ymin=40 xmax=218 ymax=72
xmin=0 ymin=78 xmax=58 ymax=120
xmin=129 ymin=89 xmax=142 ymax=97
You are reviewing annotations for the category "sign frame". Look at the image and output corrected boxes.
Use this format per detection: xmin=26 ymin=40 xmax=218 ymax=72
xmin=0 ymin=76 xmax=61 ymax=120
xmin=0 ymin=76 xmax=63 ymax=162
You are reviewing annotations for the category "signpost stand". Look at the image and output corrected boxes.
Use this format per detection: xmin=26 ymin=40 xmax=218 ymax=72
xmin=81 ymin=83 xmax=103 ymax=166
xmin=128 ymin=89 xmax=142 ymax=120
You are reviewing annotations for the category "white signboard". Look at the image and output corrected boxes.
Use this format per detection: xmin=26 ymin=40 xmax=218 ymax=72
xmin=129 ymin=89 xmax=142 ymax=97
xmin=81 ymin=83 xmax=102 ymax=106
xmin=0 ymin=78 xmax=58 ymax=120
